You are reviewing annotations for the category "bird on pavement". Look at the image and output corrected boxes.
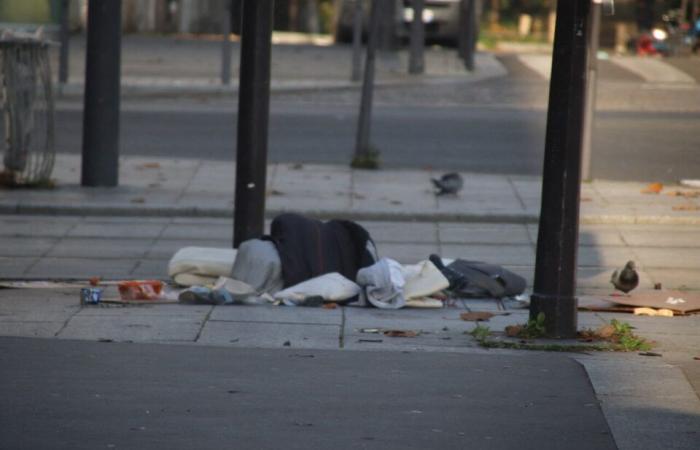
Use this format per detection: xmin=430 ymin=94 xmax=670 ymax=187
xmin=610 ymin=260 xmax=639 ymax=294
xmin=431 ymin=172 xmax=463 ymax=196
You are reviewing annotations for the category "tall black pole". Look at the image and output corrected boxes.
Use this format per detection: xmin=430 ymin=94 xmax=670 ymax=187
xmin=81 ymin=0 xmax=122 ymax=187
xmin=350 ymin=0 xmax=363 ymax=82
xmin=233 ymin=0 xmax=273 ymax=248
xmin=408 ymin=0 xmax=425 ymax=74
xmin=353 ymin=0 xmax=380 ymax=165
xmin=221 ymin=0 xmax=232 ymax=85
xmin=530 ymin=0 xmax=590 ymax=338
xmin=58 ymin=0 xmax=69 ymax=85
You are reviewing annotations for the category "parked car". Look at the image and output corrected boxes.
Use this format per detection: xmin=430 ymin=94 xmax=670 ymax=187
xmin=334 ymin=0 xmax=461 ymax=45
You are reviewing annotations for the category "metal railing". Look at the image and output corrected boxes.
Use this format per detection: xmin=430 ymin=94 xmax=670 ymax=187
xmin=0 ymin=36 xmax=55 ymax=186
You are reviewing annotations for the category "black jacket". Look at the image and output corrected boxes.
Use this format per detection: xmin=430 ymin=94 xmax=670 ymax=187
xmin=266 ymin=213 xmax=376 ymax=288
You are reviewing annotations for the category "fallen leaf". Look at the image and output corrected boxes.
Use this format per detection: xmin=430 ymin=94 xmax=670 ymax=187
xmin=639 ymin=352 xmax=662 ymax=357
xmin=290 ymin=163 xmax=304 ymax=170
xmin=654 ymin=283 xmax=662 ymax=290
xmin=130 ymin=197 xmax=146 ymax=204
xmin=505 ymin=325 xmax=523 ymax=337
xmin=138 ymin=162 xmax=161 ymax=169
xmin=322 ymin=303 xmax=337 ymax=309
xmin=672 ymin=204 xmax=700 ymax=211
xmin=580 ymin=197 xmax=593 ymax=202
xmin=460 ymin=312 xmax=495 ymax=322
xmin=666 ymin=190 xmax=700 ymax=198
xmin=641 ymin=182 xmax=663 ymax=194
xmin=595 ymin=324 xmax=616 ymax=339
xmin=383 ymin=329 xmax=419 ymax=338
xmin=694 ymin=356 xmax=700 ymax=361
xmin=267 ymin=189 xmax=285 ymax=196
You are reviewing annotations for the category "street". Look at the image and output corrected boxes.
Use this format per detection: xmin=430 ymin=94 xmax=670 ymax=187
xmin=56 ymin=102 xmax=700 ymax=182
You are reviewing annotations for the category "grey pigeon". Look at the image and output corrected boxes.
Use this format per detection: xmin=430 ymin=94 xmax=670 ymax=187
xmin=431 ymin=172 xmax=463 ymax=196
xmin=610 ymin=260 xmax=639 ymax=294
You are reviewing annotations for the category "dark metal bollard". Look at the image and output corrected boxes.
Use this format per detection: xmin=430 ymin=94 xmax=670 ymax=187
xmin=221 ymin=0 xmax=232 ymax=85
xmin=408 ymin=0 xmax=425 ymax=74
xmin=530 ymin=0 xmax=591 ymax=338
xmin=353 ymin=0 xmax=381 ymax=164
xmin=233 ymin=0 xmax=274 ymax=248
xmin=81 ymin=0 xmax=122 ymax=187
xmin=350 ymin=0 xmax=363 ymax=82
xmin=58 ymin=0 xmax=69 ymax=85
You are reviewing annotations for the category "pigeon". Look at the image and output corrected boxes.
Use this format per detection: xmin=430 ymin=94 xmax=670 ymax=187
xmin=431 ymin=172 xmax=463 ymax=196
xmin=610 ymin=260 xmax=639 ymax=294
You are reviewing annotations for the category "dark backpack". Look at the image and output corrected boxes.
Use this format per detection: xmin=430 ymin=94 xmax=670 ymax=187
xmin=430 ymin=255 xmax=526 ymax=299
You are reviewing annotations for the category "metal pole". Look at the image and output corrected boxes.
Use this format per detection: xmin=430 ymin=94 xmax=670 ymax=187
xmin=81 ymin=0 xmax=122 ymax=187
xmin=581 ymin=1 xmax=601 ymax=181
xmin=221 ymin=0 xmax=233 ymax=85
xmin=408 ymin=0 xmax=425 ymax=74
xmin=233 ymin=0 xmax=274 ymax=248
xmin=58 ymin=0 xmax=69 ymax=85
xmin=464 ymin=0 xmax=477 ymax=71
xmin=351 ymin=0 xmax=363 ymax=81
xmin=354 ymin=0 xmax=380 ymax=162
xmin=530 ymin=0 xmax=590 ymax=338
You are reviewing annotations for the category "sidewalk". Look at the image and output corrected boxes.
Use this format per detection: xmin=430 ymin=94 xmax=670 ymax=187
xmin=3 ymin=154 xmax=700 ymax=224
xmin=52 ymin=33 xmax=506 ymax=98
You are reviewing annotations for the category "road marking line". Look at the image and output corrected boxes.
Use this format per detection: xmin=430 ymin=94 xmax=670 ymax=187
xmin=609 ymin=56 xmax=696 ymax=84
xmin=515 ymin=54 xmax=552 ymax=79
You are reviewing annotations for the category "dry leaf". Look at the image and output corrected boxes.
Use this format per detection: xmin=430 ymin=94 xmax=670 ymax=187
xmin=130 ymin=197 xmax=146 ymax=204
xmin=672 ymin=204 xmax=700 ymax=211
xmin=580 ymin=197 xmax=593 ymax=202
xmin=641 ymin=182 xmax=663 ymax=194
xmin=505 ymin=325 xmax=523 ymax=337
xmin=267 ymin=189 xmax=285 ymax=196
xmin=595 ymin=324 xmax=616 ymax=339
xmin=460 ymin=312 xmax=495 ymax=322
xmin=322 ymin=303 xmax=337 ymax=310
xmin=383 ymin=329 xmax=419 ymax=338
xmin=138 ymin=162 xmax=161 ymax=169
xmin=666 ymin=190 xmax=700 ymax=198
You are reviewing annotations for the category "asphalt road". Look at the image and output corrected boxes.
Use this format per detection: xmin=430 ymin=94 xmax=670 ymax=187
xmin=0 ymin=337 xmax=615 ymax=450
xmin=56 ymin=102 xmax=700 ymax=182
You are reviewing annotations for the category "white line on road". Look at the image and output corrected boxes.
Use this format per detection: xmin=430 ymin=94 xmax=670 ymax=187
xmin=609 ymin=56 xmax=696 ymax=84
xmin=516 ymin=54 xmax=696 ymax=85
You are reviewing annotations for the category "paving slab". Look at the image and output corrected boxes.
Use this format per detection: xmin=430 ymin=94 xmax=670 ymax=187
xmin=0 ymin=237 xmax=58 ymax=257
xmin=25 ymin=258 xmax=138 ymax=280
xmin=47 ymin=238 xmax=155 ymax=259
xmin=198 ymin=321 xmax=341 ymax=349
xmin=0 ymin=256 xmax=38 ymax=278
xmin=438 ymin=223 xmax=531 ymax=245
xmin=58 ymin=312 xmax=205 ymax=343
xmin=438 ymin=243 xmax=535 ymax=266
xmin=210 ymin=304 xmax=342 ymax=325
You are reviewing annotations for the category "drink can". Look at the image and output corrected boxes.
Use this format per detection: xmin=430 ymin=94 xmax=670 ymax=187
xmin=80 ymin=287 xmax=102 ymax=305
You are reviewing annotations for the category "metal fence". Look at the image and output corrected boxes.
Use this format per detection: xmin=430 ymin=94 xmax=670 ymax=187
xmin=0 ymin=38 xmax=55 ymax=186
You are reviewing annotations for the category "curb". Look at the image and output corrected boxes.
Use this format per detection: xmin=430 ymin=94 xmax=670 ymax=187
xmin=3 ymin=203 xmax=700 ymax=225
xmin=54 ymin=74 xmax=497 ymax=100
